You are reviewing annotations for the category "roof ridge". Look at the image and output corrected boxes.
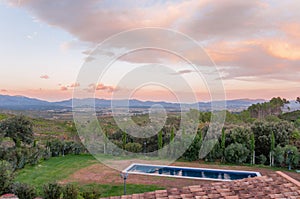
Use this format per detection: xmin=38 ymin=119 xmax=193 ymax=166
xmin=276 ymin=171 xmax=300 ymax=187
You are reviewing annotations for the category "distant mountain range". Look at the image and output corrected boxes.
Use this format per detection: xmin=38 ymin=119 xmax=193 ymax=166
xmin=0 ymin=94 xmax=284 ymax=112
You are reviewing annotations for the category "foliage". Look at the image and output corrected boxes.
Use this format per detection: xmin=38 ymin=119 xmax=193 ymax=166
xmin=248 ymin=97 xmax=289 ymax=119
xmin=0 ymin=115 xmax=34 ymax=144
xmin=221 ymin=129 xmax=226 ymax=162
xmin=251 ymin=121 xmax=294 ymax=158
xmin=0 ymin=160 xmax=14 ymax=195
xmin=62 ymin=184 xmax=78 ymax=199
xmin=273 ymin=145 xmax=285 ymax=166
xmin=158 ymin=130 xmax=163 ymax=150
xmin=224 ymin=143 xmax=249 ymax=164
xmin=124 ymin=142 xmax=142 ymax=153
xmin=284 ymin=145 xmax=299 ymax=168
xmin=182 ymin=132 xmax=202 ymax=161
xmin=250 ymin=133 xmax=255 ymax=165
xmin=122 ymin=131 xmax=127 ymax=150
xmin=10 ymin=182 xmax=36 ymax=199
xmin=80 ymin=186 xmax=102 ymax=199
xmin=43 ymin=182 xmax=62 ymax=199
xmin=258 ymin=154 xmax=267 ymax=165
xmin=227 ymin=127 xmax=251 ymax=145
xmin=205 ymin=140 xmax=222 ymax=162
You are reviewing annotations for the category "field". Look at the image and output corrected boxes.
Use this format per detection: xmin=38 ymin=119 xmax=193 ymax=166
xmin=15 ymin=154 xmax=164 ymax=197
xmin=14 ymin=154 xmax=300 ymax=197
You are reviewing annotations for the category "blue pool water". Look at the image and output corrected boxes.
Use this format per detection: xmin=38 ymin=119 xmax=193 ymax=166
xmin=124 ymin=164 xmax=261 ymax=181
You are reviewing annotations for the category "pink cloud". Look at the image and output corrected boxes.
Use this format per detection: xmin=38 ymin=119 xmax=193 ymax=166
xmin=86 ymin=83 xmax=117 ymax=93
xmin=40 ymin=75 xmax=50 ymax=79
xmin=69 ymin=82 xmax=80 ymax=88
xmin=60 ymin=86 xmax=68 ymax=91
xmin=1 ymin=89 xmax=8 ymax=92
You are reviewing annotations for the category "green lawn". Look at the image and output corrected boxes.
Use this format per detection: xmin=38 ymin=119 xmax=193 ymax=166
xmin=79 ymin=183 xmax=164 ymax=198
xmin=15 ymin=154 xmax=164 ymax=196
xmin=15 ymin=154 xmax=97 ymax=189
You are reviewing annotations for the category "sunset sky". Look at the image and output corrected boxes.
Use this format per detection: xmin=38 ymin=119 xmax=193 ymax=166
xmin=0 ymin=0 xmax=299 ymax=102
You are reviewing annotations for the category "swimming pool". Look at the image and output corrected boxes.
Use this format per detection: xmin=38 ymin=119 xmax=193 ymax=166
xmin=124 ymin=163 xmax=261 ymax=181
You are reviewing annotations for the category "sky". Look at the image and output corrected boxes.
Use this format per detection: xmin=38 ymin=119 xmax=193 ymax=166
xmin=0 ymin=0 xmax=299 ymax=102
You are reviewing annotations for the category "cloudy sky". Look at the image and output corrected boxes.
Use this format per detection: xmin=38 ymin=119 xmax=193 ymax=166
xmin=0 ymin=0 xmax=299 ymax=102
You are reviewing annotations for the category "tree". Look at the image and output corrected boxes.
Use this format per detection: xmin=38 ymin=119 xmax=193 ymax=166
xmin=158 ymin=130 xmax=163 ymax=150
xmin=250 ymin=133 xmax=255 ymax=165
xmin=270 ymin=132 xmax=275 ymax=166
xmin=122 ymin=131 xmax=127 ymax=150
xmin=220 ymin=129 xmax=226 ymax=162
xmin=0 ymin=115 xmax=33 ymax=145
xmin=248 ymin=97 xmax=289 ymax=119
xmin=0 ymin=160 xmax=14 ymax=195
xmin=251 ymin=121 xmax=294 ymax=158
xmin=225 ymin=143 xmax=250 ymax=164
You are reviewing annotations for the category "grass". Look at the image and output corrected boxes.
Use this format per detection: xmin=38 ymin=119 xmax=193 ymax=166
xmin=78 ymin=183 xmax=164 ymax=197
xmin=15 ymin=154 xmax=165 ymax=196
xmin=15 ymin=154 xmax=97 ymax=190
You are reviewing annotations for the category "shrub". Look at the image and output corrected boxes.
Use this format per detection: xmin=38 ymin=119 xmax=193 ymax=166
xmin=81 ymin=187 xmax=101 ymax=199
xmin=284 ymin=145 xmax=299 ymax=168
xmin=274 ymin=145 xmax=285 ymax=166
xmin=0 ymin=160 xmax=14 ymax=195
xmin=43 ymin=182 xmax=62 ymax=199
xmin=224 ymin=143 xmax=249 ymax=164
xmin=258 ymin=154 xmax=267 ymax=165
xmin=62 ymin=184 xmax=78 ymax=199
xmin=124 ymin=142 xmax=142 ymax=153
xmin=11 ymin=182 xmax=36 ymax=199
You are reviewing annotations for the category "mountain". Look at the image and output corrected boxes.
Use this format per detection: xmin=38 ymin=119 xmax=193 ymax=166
xmin=0 ymin=94 xmax=267 ymax=111
xmin=0 ymin=94 xmax=56 ymax=110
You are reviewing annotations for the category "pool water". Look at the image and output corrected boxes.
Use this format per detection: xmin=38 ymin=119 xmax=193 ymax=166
xmin=124 ymin=164 xmax=261 ymax=181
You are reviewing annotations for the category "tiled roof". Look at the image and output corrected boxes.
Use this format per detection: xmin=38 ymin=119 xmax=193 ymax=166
xmin=101 ymin=171 xmax=300 ymax=199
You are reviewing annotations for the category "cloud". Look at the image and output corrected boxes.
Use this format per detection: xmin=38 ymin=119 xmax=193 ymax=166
xmin=1 ymin=89 xmax=8 ymax=92
xmin=7 ymin=0 xmax=300 ymax=86
xmin=40 ymin=74 xmax=50 ymax=79
xmin=69 ymin=82 xmax=80 ymax=88
xmin=86 ymin=83 xmax=117 ymax=93
xmin=171 ymin=69 xmax=195 ymax=75
xmin=207 ymin=39 xmax=300 ymax=82
xmin=60 ymin=86 xmax=68 ymax=91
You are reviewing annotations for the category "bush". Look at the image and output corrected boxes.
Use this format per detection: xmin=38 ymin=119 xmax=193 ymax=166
xmin=274 ymin=145 xmax=285 ymax=166
xmin=284 ymin=145 xmax=299 ymax=168
xmin=43 ymin=182 xmax=62 ymax=199
xmin=62 ymin=184 xmax=78 ymax=199
xmin=0 ymin=160 xmax=14 ymax=195
xmin=124 ymin=142 xmax=142 ymax=153
xmin=11 ymin=182 xmax=36 ymax=199
xmin=81 ymin=187 xmax=101 ymax=199
xmin=258 ymin=154 xmax=267 ymax=165
xmin=224 ymin=143 xmax=249 ymax=164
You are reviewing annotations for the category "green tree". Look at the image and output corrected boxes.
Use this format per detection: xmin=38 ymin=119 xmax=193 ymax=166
xmin=220 ymin=129 xmax=226 ymax=162
xmin=158 ymin=130 xmax=163 ymax=150
xmin=250 ymin=133 xmax=255 ymax=165
xmin=0 ymin=115 xmax=34 ymax=145
xmin=270 ymin=132 xmax=275 ymax=166
xmin=122 ymin=131 xmax=127 ymax=150
xmin=0 ymin=160 xmax=14 ymax=195
xmin=224 ymin=143 xmax=250 ymax=164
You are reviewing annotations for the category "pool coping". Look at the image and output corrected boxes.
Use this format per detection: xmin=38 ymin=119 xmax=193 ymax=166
xmin=123 ymin=163 xmax=261 ymax=182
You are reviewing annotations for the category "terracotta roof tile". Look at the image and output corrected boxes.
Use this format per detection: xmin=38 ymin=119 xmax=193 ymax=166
xmin=102 ymin=172 xmax=300 ymax=199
